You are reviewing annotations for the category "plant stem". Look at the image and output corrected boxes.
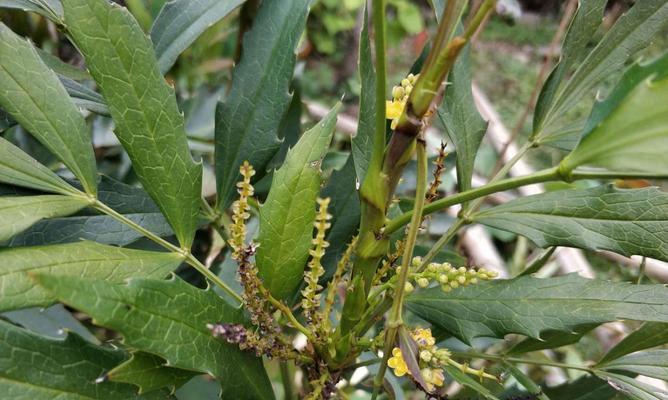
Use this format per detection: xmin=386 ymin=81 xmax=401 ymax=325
xmin=570 ymin=170 xmax=668 ymax=181
xmin=90 ymin=198 xmax=243 ymax=304
xmin=451 ymin=351 xmax=594 ymax=373
xmin=372 ymin=140 xmax=429 ymax=399
xmin=385 ymin=166 xmax=560 ymax=234
xmin=264 ymin=291 xmax=315 ymax=342
xmin=280 ymin=361 xmax=296 ymax=400
xmin=417 ymin=219 xmax=466 ymax=272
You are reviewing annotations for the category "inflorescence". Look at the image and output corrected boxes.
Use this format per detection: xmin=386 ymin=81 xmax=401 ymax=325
xmin=386 ymin=73 xmax=419 ymax=129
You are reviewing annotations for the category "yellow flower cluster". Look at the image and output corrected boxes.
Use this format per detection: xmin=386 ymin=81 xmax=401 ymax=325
xmin=388 ymin=328 xmax=498 ymax=393
xmin=229 ymin=161 xmax=255 ymax=260
xmin=301 ymin=197 xmax=332 ymax=322
xmin=386 ymin=73 xmax=419 ymax=129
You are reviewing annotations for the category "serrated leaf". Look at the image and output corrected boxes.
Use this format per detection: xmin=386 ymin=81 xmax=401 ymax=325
xmin=0 ymin=137 xmax=76 ymax=194
xmin=599 ymin=322 xmax=668 ymax=364
xmin=34 ymin=275 xmax=275 ymax=399
xmin=0 ymin=23 xmax=98 ymax=195
xmin=535 ymin=0 xmax=668 ymax=136
xmin=62 ymin=0 xmax=202 ymax=249
xmin=320 ymin=155 xmax=360 ymax=277
xmin=151 ymin=0 xmax=245 ymax=74
xmin=597 ymin=371 xmax=668 ymax=400
xmin=6 ymin=176 xmax=173 ymax=247
xmin=0 ymin=241 xmax=181 ymax=312
xmin=560 ymin=75 xmax=668 ymax=175
xmin=600 ymin=350 xmax=668 ymax=381
xmin=215 ymin=0 xmax=311 ymax=209
xmin=0 ymin=195 xmax=88 ymax=243
xmin=257 ymin=104 xmax=340 ymax=300
xmin=0 ymin=319 xmax=160 ymax=399
xmin=406 ymin=274 xmax=668 ymax=344
xmin=508 ymin=324 xmax=597 ymax=355
xmin=438 ymin=46 xmax=487 ymax=195
xmin=351 ymin=5 xmax=376 ymax=183
xmin=107 ymin=352 xmax=197 ymax=394
xmin=473 ymin=185 xmax=668 ymax=262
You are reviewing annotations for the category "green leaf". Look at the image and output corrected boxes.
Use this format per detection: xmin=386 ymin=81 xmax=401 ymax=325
xmin=0 ymin=0 xmax=63 ymax=20
xmin=599 ymin=322 xmax=668 ymax=364
xmin=351 ymin=5 xmax=376 ymax=183
xmin=508 ymin=324 xmax=597 ymax=355
xmin=0 ymin=23 xmax=98 ymax=195
xmin=215 ymin=0 xmax=311 ymax=209
xmin=62 ymin=0 xmax=202 ymax=249
xmin=443 ymin=364 xmax=499 ymax=400
xmin=3 ymin=304 xmax=98 ymax=343
xmin=533 ymin=0 xmax=607 ymax=137
xmin=36 ymin=47 xmax=91 ymax=81
xmin=0 ymin=195 xmax=88 ymax=243
xmin=0 ymin=137 xmax=76 ymax=194
xmin=560 ymin=75 xmax=668 ymax=175
xmin=0 ymin=241 xmax=181 ymax=312
xmin=151 ymin=0 xmax=245 ymax=74
xmin=34 ymin=275 xmax=275 ymax=400
xmin=473 ymin=185 xmax=668 ymax=262
xmin=321 ymin=155 xmax=360 ymax=277
xmin=107 ymin=352 xmax=197 ymax=394
xmin=406 ymin=274 xmax=668 ymax=344
xmin=438 ymin=46 xmax=487 ymax=195
xmin=0 ymin=319 xmax=157 ymax=399
xmin=396 ymin=2 xmax=424 ymax=34
xmin=257 ymin=104 xmax=340 ymax=300
xmin=6 ymin=176 xmax=173 ymax=247
xmin=503 ymin=362 xmax=550 ymax=400
xmin=535 ymin=0 xmax=668 ymax=136
xmin=60 ymin=76 xmax=109 ymax=116
xmin=542 ymin=375 xmax=619 ymax=400
xmin=596 ymin=371 xmax=668 ymax=400
xmin=599 ymin=350 xmax=668 ymax=381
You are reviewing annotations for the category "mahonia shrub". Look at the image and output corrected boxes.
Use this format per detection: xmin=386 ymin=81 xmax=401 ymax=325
xmin=1 ymin=0 xmax=668 ymax=399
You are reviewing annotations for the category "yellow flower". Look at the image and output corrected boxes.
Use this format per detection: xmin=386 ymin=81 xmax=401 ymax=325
xmin=386 ymin=100 xmax=405 ymax=120
xmin=387 ymin=347 xmax=409 ymax=377
xmin=412 ymin=328 xmax=436 ymax=347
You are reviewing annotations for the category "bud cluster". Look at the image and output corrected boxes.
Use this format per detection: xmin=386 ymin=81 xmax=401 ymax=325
xmin=229 ymin=161 xmax=255 ymax=260
xmin=386 ymin=73 xmax=419 ymax=129
xmin=302 ymin=198 xmax=332 ymax=326
xmin=400 ymin=257 xmax=499 ymax=294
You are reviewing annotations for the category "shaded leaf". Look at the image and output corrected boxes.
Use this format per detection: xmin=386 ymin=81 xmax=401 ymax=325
xmin=542 ymin=375 xmax=619 ymax=400
xmin=2 ymin=303 xmax=98 ymax=343
xmin=560 ymin=74 xmax=668 ymax=175
xmin=508 ymin=324 xmax=598 ymax=355
xmin=0 ymin=319 xmax=159 ymax=399
xmin=397 ymin=326 xmax=428 ymax=390
xmin=406 ymin=274 xmax=668 ymax=344
xmin=351 ymin=5 xmax=376 ymax=183
xmin=320 ymin=155 xmax=360 ymax=277
xmin=0 ymin=23 xmax=98 ymax=195
xmin=535 ymin=0 xmax=668 ymax=136
xmin=215 ymin=0 xmax=311 ymax=209
xmin=597 ymin=371 xmax=668 ymax=400
xmin=0 ymin=0 xmax=62 ymax=20
xmin=438 ymin=46 xmax=487 ymax=195
xmin=0 ymin=195 xmax=87 ymax=243
xmin=257 ymin=104 xmax=340 ymax=300
xmin=35 ymin=275 xmax=275 ymax=399
xmin=107 ymin=352 xmax=197 ymax=394
xmin=503 ymin=362 xmax=550 ymax=400
xmin=62 ymin=0 xmax=202 ymax=249
xmin=0 ymin=137 xmax=76 ymax=195
xmin=600 ymin=350 xmax=668 ymax=381
xmin=151 ymin=0 xmax=245 ymax=74
xmin=473 ymin=185 xmax=668 ymax=262
xmin=0 ymin=241 xmax=181 ymax=312
xmin=36 ymin=47 xmax=90 ymax=81
xmin=599 ymin=322 xmax=668 ymax=364
xmin=443 ymin=364 xmax=499 ymax=400
xmin=60 ymin=76 xmax=109 ymax=116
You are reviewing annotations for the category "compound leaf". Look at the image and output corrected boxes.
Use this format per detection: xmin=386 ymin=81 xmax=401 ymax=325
xmin=0 ymin=23 xmax=98 ymax=195
xmin=34 ymin=275 xmax=275 ymax=399
xmin=0 ymin=241 xmax=181 ymax=312
xmin=473 ymin=185 xmax=668 ymax=262
xmin=406 ymin=274 xmax=668 ymax=344
xmin=62 ymin=0 xmax=202 ymax=249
